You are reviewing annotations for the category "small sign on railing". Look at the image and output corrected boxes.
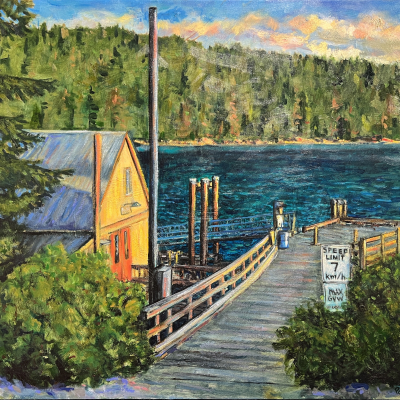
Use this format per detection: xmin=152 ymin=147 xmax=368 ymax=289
xmin=321 ymin=245 xmax=351 ymax=311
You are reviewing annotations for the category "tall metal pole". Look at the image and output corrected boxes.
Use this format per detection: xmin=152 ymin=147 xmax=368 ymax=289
xmin=188 ymin=178 xmax=197 ymax=265
xmin=200 ymin=178 xmax=210 ymax=266
xmin=148 ymin=7 xmax=159 ymax=304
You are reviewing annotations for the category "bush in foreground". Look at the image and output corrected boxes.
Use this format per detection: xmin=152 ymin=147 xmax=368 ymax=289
xmin=273 ymin=255 xmax=400 ymax=391
xmin=0 ymin=244 xmax=154 ymax=388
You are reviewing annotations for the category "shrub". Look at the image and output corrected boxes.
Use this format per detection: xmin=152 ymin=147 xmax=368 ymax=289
xmin=273 ymin=254 xmax=400 ymax=390
xmin=0 ymin=244 xmax=154 ymax=388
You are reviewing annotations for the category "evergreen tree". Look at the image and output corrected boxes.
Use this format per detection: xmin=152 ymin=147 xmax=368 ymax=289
xmin=84 ymin=86 xmax=100 ymax=130
xmin=0 ymin=1 xmax=69 ymax=279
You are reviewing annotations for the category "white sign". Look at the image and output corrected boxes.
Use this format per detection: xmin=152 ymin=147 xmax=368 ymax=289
xmin=321 ymin=245 xmax=351 ymax=282
xmin=324 ymin=283 xmax=348 ymax=311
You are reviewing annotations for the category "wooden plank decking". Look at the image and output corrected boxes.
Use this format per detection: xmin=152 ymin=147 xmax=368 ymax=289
xmin=128 ymin=223 xmax=395 ymax=399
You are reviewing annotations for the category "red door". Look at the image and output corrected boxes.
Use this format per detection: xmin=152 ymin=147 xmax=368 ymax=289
xmin=121 ymin=228 xmax=132 ymax=281
xmin=110 ymin=228 xmax=132 ymax=281
xmin=110 ymin=232 xmax=122 ymax=280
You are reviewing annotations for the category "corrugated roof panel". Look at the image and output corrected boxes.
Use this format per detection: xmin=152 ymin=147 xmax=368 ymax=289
xmin=22 ymin=233 xmax=92 ymax=257
xmin=20 ymin=131 xmax=126 ymax=231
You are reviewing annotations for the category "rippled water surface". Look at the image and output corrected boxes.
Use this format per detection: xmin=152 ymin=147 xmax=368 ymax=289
xmin=137 ymin=143 xmax=400 ymax=259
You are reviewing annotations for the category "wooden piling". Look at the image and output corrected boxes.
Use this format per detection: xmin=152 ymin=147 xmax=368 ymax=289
xmin=188 ymin=178 xmax=197 ymax=265
xmin=381 ymin=233 xmax=385 ymax=261
xmin=337 ymin=199 xmax=344 ymax=218
xmin=359 ymin=238 xmax=367 ymax=269
xmin=291 ymin=213 xmax=296 ymax=234
xmin=397 ymin=227 xmax=400 ymax=255
xmin=330 ymin=199 xmax=338 ymax=219
xmin=343 ymin=199 xmax=348 ymax=218
xmin=313 ymin=226 xmax=318 ymax=245
xmin=200 ymin=178 xmax=210 ymax=266
xmin=270 ymin=230 xmax=275 ymax=245
xmin=212 ymin=176 xmax=220 ymax=257
xmin=353 ymin=229 xmax=358 ymax=243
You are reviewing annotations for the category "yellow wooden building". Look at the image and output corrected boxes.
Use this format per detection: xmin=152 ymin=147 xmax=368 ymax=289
xmin=21 ymin=130 xmax=149 ymax=280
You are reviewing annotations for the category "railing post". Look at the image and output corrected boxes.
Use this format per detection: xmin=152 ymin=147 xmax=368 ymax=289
xmin=155 ymin=314 xmax=160 ymax=343
xmin=232 ymin=268 xmax=236 ymax=288
xmin=207 ymin=285 xmax=212 ymax=306
xmin=212 ymin=176 xmax=220 ymax=258
xmin=188 ymin=178 xmax=197 ymax=265
xmin=313 ymin=226 xmax=318 ymax=245
xmin=353 ymin=229 xmax=358 ymax=243
xmin=200 ymin=178 xmax=210 ymax=266
xmin=359 ymin=238 xmax=367 ymax=269
xmin=167 ymin=309 xmax=173 ymax=334
xmin=220 ymin=277 xmax=225 ymax=295
xmin=381 ymin=233 xmax=385 ymax=261
xmin=188 ymin=296 xmax=193 ymax=320
xmin=397 ymin=227 xmax=400 ymax=255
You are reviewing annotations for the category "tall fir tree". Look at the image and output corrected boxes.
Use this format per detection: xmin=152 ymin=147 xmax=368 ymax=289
xmin=0 ymin=1 xmax=69 ymax=279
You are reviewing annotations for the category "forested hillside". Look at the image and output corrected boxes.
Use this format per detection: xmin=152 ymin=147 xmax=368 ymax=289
xmin=2 ymin=23 xmax=400 ymax=141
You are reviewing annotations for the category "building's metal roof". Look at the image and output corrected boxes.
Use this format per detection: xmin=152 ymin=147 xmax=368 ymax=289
xmin=21 ymin=233 xmax=92 ymax=257
xmin=20 ymin=131 xmax=127 ymax=231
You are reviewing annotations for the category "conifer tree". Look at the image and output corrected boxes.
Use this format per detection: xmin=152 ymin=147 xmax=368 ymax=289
xmin=0 ymin=1 xmax=68 ymax=279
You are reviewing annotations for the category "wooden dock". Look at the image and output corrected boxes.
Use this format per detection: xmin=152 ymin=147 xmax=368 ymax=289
xmin=130 ymin=223 xmax=394 ymax=399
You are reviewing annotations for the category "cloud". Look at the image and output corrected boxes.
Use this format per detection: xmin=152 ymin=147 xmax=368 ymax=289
xmin=44 ymin=10 xmax=138 ymax=31
xmin=38 ymin=9 xmax=400 ymax=63
xmin=158 ymin=12 xmax=278 ymax=41
xmin=308 ymin=41 xmax=362 ymax=60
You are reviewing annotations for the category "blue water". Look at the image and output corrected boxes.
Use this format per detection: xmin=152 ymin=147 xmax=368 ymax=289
xmin=137 ymin=143 xmax=400 ymax=259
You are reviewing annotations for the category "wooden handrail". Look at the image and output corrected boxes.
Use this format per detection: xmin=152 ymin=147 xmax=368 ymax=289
xmin=143 ymin=233 xmax=272 ymax=318
xmin=342 ymin=217 xmax=400 ymax=226
xmin=147 ymin=243 xmax=272 ymax=338
xmin=142 ymin=232 xmax=276 ymax=351
xmin=302 ymin=218 xmax=340 ymax=233
xmin=357 ymin=227 xmax=400 ymax=268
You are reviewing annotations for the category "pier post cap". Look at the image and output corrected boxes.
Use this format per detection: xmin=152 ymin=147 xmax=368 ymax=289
xmin=201 ymin=178 xmax=210 ymax=184
xmin=212 ymin=176 xmax=220 ymax=182
xmin=189 ymin=178 xmax=197 ymax=184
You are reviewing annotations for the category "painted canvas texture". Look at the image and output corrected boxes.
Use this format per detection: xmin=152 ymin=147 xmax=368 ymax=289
xmin=3 ymin=0 xmax=400 ymax=399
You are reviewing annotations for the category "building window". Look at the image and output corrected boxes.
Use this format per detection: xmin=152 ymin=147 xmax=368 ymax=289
xmin=125 ymin=168 xmax=132 ymax=195
xmin=114 ymin=234 xmax=119 ymax=264
xmin=124 ymin=230 xmax=129 ymax=259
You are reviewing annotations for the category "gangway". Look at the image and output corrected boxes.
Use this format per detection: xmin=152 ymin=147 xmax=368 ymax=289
xmin=157 ymin=212 xmax=296 ymax=246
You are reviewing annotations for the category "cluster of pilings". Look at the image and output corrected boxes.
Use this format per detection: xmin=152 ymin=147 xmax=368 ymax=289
xmin=189 ymin=176 xmax=220 ymax=266
xmin=330 ymin=199 xmax=348 ymax=219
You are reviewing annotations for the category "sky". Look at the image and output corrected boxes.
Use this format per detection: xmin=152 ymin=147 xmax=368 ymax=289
xmin=32 ymin=0 xmax=400 ymax=63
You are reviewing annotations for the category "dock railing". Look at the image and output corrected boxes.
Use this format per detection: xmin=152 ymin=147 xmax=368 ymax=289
xmin=354 ymin=227 xmax=400 ymax=268
xmin=141 ymin=231 xmax=277 ymax=355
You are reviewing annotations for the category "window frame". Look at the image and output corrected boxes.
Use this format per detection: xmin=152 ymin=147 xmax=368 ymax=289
xmin=124 ymin=167 xmax=132 ymax=196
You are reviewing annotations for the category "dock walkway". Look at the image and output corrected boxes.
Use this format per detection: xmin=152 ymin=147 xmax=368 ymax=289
xmin=130 ymin=223 xmax=393 ymax=399
xmin=4 ymin=223 xmax=394 ymax=399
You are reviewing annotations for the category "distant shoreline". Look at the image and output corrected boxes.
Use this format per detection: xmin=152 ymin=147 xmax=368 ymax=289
xmin=133 ymin=137 xmax=400 ymax=147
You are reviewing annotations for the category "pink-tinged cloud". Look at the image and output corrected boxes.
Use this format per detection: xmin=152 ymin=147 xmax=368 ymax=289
xmin=50 ymin=9 xmax=400 ymax=63
xmin=267 ymin=32 xmax=306 ymax=50
xmin=353 ymin=15 xmax=386 ymax=39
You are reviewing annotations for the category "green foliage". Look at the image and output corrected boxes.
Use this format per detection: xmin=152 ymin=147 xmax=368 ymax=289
xmin=0 ymin=0 xmax=34 ymax=38
xmin=0 ymin=244 xmax=154 ymax=388
xmin=273 ymin=255 xmax=400 ymax=390
xmin=2 ymin=23 xmax=400 ymax=141
xmin=0 ymin=2 xmax=70 ymax=280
